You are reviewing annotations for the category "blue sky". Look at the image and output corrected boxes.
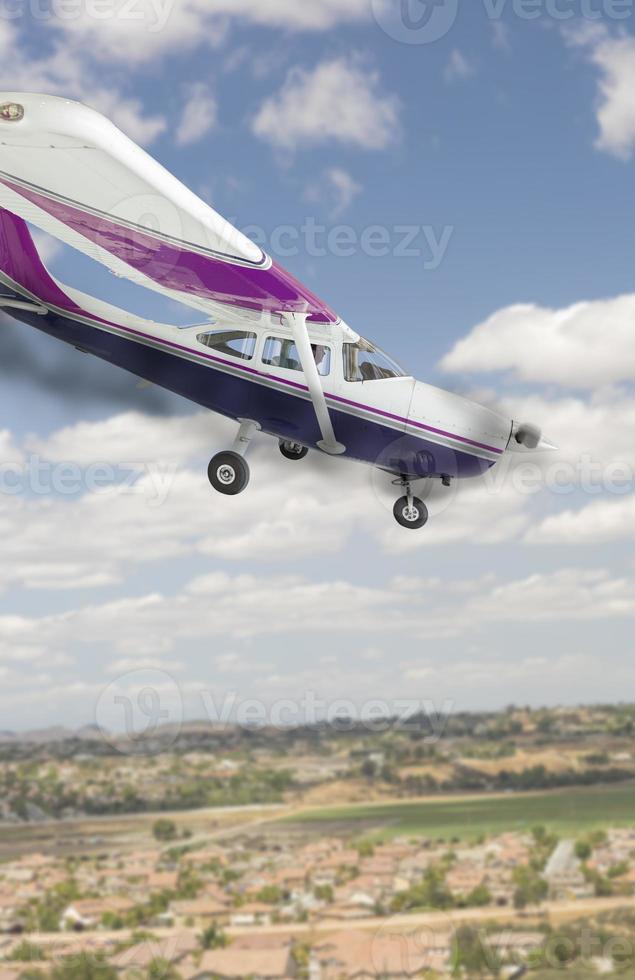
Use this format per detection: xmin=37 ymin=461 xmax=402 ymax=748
xmin=0 ymin=0 xmax=634 ymax=732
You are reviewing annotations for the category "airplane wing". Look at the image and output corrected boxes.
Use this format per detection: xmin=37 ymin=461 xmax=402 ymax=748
xmin=0 ymin=93 xmax=339 ymax=326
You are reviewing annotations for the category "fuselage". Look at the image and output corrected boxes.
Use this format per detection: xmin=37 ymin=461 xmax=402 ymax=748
xmin=1 ymin=265 xmax=513 ymax=482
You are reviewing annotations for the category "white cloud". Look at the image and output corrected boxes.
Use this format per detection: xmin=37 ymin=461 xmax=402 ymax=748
xmin=305 ymin=168 xmax=363 ymax=218
xmin=440 ymin=295 xmax=635 ymax=388
xmin=402 ymin=651 xmax=635 ymax=707
xmin=0 ymin=412 xmax=396 ymax=589
xmin=176 ymin=84 xmax=218 ymax=146
xmin=492 ymin=21 xmax=511 ymax=52
xmin=46 ymin=0 xmax=373 ymax=65
xmin=106 ymin=657 xmax=185 ymax=675
xmin=26 ymin=410 xmax=215 ymax=465
xmin=0 ymin=566 xmax=632 ymax=684
xmin=567 ymin=24 xmax=635 ymax=160
xmin=5 ymin=391 xmax=633 ymax=600
xmin=463 ymin=567 xmax=635 ymax=623
xmin=0 ymin=22 xmax=166 ymax=144
xmin=526 ymin=493 xmax=635 ymax=546
xmin=252 ymin=57 xmax=400 ymax=151
xmin=325 ymin=168 xmax=363 ymax=217
xmin=445 ymin=49 xmax=475 ymax=83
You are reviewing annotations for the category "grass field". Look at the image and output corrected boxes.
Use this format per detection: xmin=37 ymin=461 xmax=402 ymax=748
xmin=283 ymin=782 xmax=635 ymax=841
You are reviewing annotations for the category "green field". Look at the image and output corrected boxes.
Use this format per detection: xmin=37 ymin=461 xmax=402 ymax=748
xmin=284 ymin=783 xmax=635 ymax=841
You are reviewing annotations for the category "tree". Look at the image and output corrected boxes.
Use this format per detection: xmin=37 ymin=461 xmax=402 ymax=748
xmin=512 ymin=865 xmax=548 ymax=909
xmin=257 ymin=885 xmax=283 ymax=904
xmin=393 ymin=866 xmax=453 ymax=912
xmin=50 ymin=953 xmax=117 ymax=980
xmin=575 ymin=840 xmax=592 ymax=862
xmin=451 ymin=926 xmax=500 ymax=977
xmin=200 ymin=923 xmax=228 ymax=950
xmin=314 ymin=884 xmax=334 ymax=903
xmin=152 ymin=819 xmax=178 ymax=842
xmin=148 ymin=959 xmax=181 ymax=980
xmin=11 ymin=940 xmax=46 ymax=962
xmin=466 ymin=883 xmax=493 ymax=908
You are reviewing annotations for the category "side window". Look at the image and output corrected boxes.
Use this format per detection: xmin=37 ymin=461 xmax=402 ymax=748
xmin=262 ymin=337 xmax=331 ymax=377
xmin=343 ymin=341 xmax=406 ymax=382
xmin=197 ymin=329 xmax=257 ymax=361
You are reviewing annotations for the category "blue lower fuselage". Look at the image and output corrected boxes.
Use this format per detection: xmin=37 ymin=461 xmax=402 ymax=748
xmin=9 ymin=305 xmax=496 ymax=481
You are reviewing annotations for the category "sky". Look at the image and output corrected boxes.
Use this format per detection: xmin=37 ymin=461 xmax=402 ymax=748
xmin=0 ymin=0 xmax=634 ymax=734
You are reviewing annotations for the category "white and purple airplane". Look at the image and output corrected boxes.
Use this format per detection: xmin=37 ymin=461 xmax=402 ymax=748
xmin=0 ymin=94 xmax=553 ymax=529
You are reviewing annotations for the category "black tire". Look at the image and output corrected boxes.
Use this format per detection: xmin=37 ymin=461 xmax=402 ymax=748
xmin=393 ymin=496 xmax=428 ymax=530
xmin=279 ymin=440 xmax=309 ymax=461
xmin=208 ymin=452 xmax=250 ymax=496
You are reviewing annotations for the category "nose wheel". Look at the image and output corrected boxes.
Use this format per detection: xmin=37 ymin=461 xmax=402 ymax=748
xmin=393 ymin=477 xmax=429 ymax=530
xmin=394 ymin=496 xmax=428 ymax=529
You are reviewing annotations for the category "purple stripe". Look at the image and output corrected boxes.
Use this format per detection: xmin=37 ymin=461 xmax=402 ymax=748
xmin=0 ymin=176 xmax=339 ymax=324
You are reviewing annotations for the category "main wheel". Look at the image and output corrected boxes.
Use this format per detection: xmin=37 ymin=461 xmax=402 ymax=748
xmin=393 ymin=496 xmax=428 ymax=530
xmin=279 ymin=440 xmax=309 ymax=461
xmin=208 ymin=452 xmax=250 ymax=496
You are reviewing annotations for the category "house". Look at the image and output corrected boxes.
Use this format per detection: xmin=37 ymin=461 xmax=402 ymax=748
xmin=180 ymin=946 xmax=293 ymax=979
xmin=60 ymin=897 xmax=135 ymax=931
xmin=317 ymin=901 xmax=376 ymax=922
xmin=544 ymin=841 xmax=594 ymax=901
xmin=446 ymin=863 xmax=488 ymax=896
xmin=314 ymin=928 xmax=451 ymax=978
xmin=147 ymin=870 xmax=180 ymax=892
xmin=230 ymin=902 xmax=273 ymax=927
xmin=110 ymin=932 xmax=198 ymax=973
xmin=0 ymin=898 xmax=23 ymax=935
xmin=169 ymin=898 xmax=231 ymax=929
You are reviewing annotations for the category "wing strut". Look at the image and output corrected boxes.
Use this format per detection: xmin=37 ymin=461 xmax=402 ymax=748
xmin=282 ymin=312 xmax=346 ymax=456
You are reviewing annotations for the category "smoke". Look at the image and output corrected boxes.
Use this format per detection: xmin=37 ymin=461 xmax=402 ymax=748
xmin=0 ymin=312 xmax=181 ymax=415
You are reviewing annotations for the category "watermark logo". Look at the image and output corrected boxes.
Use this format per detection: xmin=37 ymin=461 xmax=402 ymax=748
xmin=95 ymin=668 xmax=183 ymax=755
xmin=372 ymin=0 xmax=460 ymax=44
xmin=370 ymin=915 xmax=456 ymax=975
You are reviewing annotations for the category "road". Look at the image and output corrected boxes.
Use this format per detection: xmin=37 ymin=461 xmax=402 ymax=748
xmin=8 ymin=895 xmax=635 ymax=953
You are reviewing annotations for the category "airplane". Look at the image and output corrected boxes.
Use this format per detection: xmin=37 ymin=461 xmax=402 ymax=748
xmin=0 ymin=93 xmax=554 ymax=530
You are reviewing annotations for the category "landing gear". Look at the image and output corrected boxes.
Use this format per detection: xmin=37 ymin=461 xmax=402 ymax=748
xmin=279 ymin=440 xmax=309 ymax=461
xmin=393 ymin=477 xmax=429 ymax=530
xmin=208 ymin=452 xmax=250 ymax=496
xmin=208 ymin=420 xmax=259 ymax=497
xmin=394 ymin=496 xmax=428 ymax=529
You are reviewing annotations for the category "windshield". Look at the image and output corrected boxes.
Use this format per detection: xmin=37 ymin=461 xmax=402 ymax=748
xmin=343 ymin=338 xmax=408 ymax=382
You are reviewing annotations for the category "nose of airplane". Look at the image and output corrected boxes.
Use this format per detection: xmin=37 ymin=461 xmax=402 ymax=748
xmin=512 ymin=422 xmax=558 ymax=452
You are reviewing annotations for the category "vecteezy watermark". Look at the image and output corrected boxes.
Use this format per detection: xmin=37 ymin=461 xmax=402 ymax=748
xmin=370 ymin=919 xmax=635 ymax=976
xmin=372 ymin=0 xmax=461 ymax=45
xmin=236 ymin=219 xmax=455 ymax=270
xmin=482 ymin=452 xmax=634 ymax=497
xmin=95 ymin=675 xmax=454 ymax=755
xmin=0 ymin=456 xmax=177 ymax=507
xmin=0 ymin=0 xmax=175 ymax=30
xmin=372 ymin=0 xmax=632 ymax=45
xmin=95 ymin=668 xmax=183 ymax=755
xmin=199 ymin=691 xmax=454 ymax=738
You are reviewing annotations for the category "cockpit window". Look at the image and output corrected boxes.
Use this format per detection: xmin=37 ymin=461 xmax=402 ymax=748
xmin=197 ymin=329 xmax=257 ymax=361
xmin=343 ymin=338 xmax=408 ymax=382
xmin=262 ymin=337 xmax=331 ymax=377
